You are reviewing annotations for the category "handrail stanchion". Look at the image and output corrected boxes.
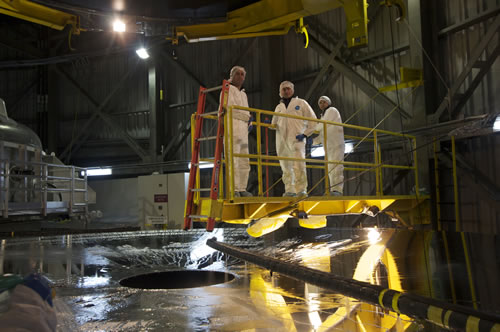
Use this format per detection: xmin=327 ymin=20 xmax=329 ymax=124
xmin=228 ymin=107 xmax=236 ymax=200
xmin=323 ymin=122 xmax=329 ymax=195
xmin=265 ymin=118 xmax=269 ymax=197
xmin=256 ymin=114 xmax=263 ymax=196
xmin=224 ymin=109 xmax=229 ymax=199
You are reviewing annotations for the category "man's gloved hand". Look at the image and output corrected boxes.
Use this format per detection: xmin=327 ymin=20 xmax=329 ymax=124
xmin=306 ymin=136 xmax=313 ymax=145
xmin=296 ymin=134 xmax=306 ymax=142
xmin=23 ymin=273 xmax=53 ymax=307
xmin=248 ymin=118 xmax=254 ymax=132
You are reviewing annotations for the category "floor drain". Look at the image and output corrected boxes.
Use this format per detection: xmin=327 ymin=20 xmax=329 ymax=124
xmin=119 ymin=270 xmax=235 ymax=289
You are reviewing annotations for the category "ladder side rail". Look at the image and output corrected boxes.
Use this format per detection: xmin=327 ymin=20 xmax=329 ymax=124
xmin=207 ymin=80 xmax=230 ymax=231
xmin=184 ymin=87 xmax=208 ymax=230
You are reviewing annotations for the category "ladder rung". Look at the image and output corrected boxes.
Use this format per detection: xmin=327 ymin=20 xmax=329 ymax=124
xmin=197 ymin=136 xmax=217 ymax=142
xmin=189 ymin=215 xmax=208 ymax=219
xmin=191 ymin=188 xmax=211 ymax=192
xmin=200 ymin=111 xmax=219 ymax=117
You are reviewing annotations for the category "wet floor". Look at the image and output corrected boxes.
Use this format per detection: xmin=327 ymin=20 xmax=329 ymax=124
xmin=0 ymin=227 xmax=499 ymax=331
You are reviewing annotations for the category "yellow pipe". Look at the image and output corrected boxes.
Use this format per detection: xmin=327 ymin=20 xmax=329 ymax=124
xmin=461 ymin=232 xmax=478 ymax=309
xmin=433 ymin=139 xmax=441 ymax=230
xmin=323 ymin=122 xmax=329 ymax=195
xmin=451 ymin=136 xmax=460 ymax=231
xmin=228 ymin=107 xmax=236 ymax=200
xmin=256 ymin=115 xmax=263 ymax=196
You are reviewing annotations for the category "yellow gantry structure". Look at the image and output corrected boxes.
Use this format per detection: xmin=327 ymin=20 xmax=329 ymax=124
xmin=0 ymin=0 xmax=81 ymax=34
xmin=187 ymin=104 xmax=430 ymax=236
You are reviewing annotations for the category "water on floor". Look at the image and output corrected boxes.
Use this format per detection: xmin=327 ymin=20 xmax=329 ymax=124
xmin=0 ymin=227 xmax=498 ymax=331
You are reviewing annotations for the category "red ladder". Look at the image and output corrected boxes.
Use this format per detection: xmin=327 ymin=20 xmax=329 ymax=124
xmin=184 ymin=80 xmax=230 ymax=231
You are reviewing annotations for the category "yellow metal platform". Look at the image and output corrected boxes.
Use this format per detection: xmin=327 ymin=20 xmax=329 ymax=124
xmin=191 ymin=195 xmax=430 ymax=235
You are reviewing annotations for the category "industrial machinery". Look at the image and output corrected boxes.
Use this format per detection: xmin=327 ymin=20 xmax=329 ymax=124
xmin=0 ymin=98 xmax=93 ymax=222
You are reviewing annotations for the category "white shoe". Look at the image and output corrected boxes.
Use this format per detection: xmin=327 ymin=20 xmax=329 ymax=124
xmin=297 ymin=191 xmax=308 ymax=198
xmin=330 ymin=190 xmax=342 ymax=196
xmin=283 ymin=192 xmax=296 ymax=197
xmin=238 ymin=191 xmax=253 ymax=197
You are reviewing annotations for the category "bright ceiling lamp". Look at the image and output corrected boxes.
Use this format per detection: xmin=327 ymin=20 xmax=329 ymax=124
xmin=136 ymin=47 xmax=150 ymax=59
xmin=494 ymin=115 xmax=500 ymax=131
xmin=112 ymin=19 xmax=126 ymax=32
xmin=344 ymin=142 xmax=354 ymax=153
xmin=82 ymin=168 xmax=112 ymax=177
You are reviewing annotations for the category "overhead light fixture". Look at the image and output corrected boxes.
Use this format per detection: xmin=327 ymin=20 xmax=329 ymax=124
xmin=188 ymin=162 xmax=213 ymax=169
xmin=113 ymin=19 xmax=126 ymax=32
xmin=311 ymin=146 xmax=325 ymax=158
xmin=345 ymin=142 xmax=354 ymax=154
xmin=310 ymin=142 xmax=354 ymax=158
xmin=136 ymin=47 xmax=150 ymax=59
xmin=494 ymin=115 xmax=500 ymax=131
xmin=81 ymin=168 xmax=113 ymax=177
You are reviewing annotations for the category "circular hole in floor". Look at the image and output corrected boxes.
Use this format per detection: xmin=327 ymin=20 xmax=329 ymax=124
xmin=119 ymin=270 xmax=235 ymax=289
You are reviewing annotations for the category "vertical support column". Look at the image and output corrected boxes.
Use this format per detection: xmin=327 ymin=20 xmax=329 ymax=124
xmin=256 ymin=115 xmax=263 ymax=196
xmin=148 ymin=61 xmax=164 ymax=162
xmin=323 ymin=122 xmax=329 ymax=195
xmin=228 ymin=107 xmax=235 ymax=201
xmin=413 ymin=138 xmax=420 ymax=199
xmin=378 ymin=144 xmax=383 ymax=196
xmin=451 ymin=136 xmax=460 ymax=231
xmin=47 ymin=64 xmax=59 ymax=154
xmin=433 ymin=139 xmax=441 ymax=230
xmin=69 ymin=166 xmax=75 ymax=216
xmin=373 ymin=132 xmax=381 ymax=196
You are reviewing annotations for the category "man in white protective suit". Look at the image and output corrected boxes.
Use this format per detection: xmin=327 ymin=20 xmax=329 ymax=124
xmin=314 ymin=96 xmax=345 ymax=196
xmin=271 ymin=81 xmax=317 ymax=197
xmin=223 ymin=66 xmax=252 ymax=197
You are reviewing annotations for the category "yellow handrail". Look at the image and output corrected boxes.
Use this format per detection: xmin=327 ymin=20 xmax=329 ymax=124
xmin=195 ymin=104 xmax=418 ymax=198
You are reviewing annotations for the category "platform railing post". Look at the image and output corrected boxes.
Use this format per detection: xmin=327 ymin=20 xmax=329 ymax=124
xmin=256 ymin=113 xmax=263 ymax=196
xmin=323 ymin=122 xmax=329 ymax=195
xmin=228 ymin=106 xmax=235 ymax=200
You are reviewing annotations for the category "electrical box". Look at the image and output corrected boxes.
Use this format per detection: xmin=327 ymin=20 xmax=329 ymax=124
xmin=137 ymin=173 xmax=188 ymax=229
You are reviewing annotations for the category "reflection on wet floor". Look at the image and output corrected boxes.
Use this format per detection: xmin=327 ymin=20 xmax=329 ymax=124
xmin=0 ymin=228 xmax=499 ymax=331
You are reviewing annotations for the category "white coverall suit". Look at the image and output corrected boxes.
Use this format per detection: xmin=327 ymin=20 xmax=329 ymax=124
xmin=314 ymin=106 xmax=344 ymax=193
xmin=272 ymin=97 xmax=317 ymax=194
xmin=224 ymin=84 xmax=250 ymax=192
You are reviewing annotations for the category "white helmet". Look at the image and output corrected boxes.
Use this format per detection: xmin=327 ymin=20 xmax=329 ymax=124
xmin=318 ymin=96 xmax=332 ymax=107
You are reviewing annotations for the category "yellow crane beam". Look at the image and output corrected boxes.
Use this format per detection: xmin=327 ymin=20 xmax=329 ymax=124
xmin=0 ymin=0 xmax=81 ymax=34
xmin=174 ymin=0 xmax=369 ymax=48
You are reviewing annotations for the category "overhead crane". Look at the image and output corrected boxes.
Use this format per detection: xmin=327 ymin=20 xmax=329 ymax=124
xmin=184 ymin=81 xmax=430 ymax=237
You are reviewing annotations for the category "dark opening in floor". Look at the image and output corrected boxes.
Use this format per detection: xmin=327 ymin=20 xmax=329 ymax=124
xmin=119 ymin=270 xmax=235 ymax=289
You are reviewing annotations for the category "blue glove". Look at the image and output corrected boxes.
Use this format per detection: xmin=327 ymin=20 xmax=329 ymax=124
xmin=23 ymin=273 xmax=53 ymax=307
xmin=296 ymin=134 xmax=306 ymax=142
xmin=306 ymin=136 xmax=313 ymax=145
xmin=263 ymin=118 xmax=271 ymax=124
xmin=248 ymin=118 xmax=254 ymax=132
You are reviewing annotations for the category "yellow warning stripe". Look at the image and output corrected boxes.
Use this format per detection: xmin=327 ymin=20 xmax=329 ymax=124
xmin=466 ymin=316 xmax=480 ymax=332
xmin=391 ymin=293 xmax=402 ymax=314
xmin=378 ymin=289 xmax=389 ymax=307
xmin=444 ymin=310 xmax=452 ymax=329
xmin=427 ymin=306 xmax=444 ymax=328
